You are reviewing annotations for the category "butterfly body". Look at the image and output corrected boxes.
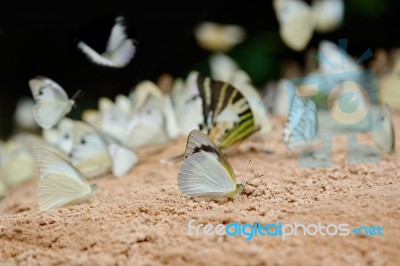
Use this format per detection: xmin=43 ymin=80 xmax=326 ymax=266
xmin=178 ymin=130 xmax=243 ymax=198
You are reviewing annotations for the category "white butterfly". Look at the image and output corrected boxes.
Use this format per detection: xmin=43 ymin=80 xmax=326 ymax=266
xmin=29 ymin=76 xmax=76 ymax=130
xmin=42 ymin=118 xmax=75 ymax=155
xmin=123 ymin=94 xmax=169 ymax=149
xmin=273 ymin=0 xmax=344 ymax=51
xmin=77 ymin=16 xmax=137 ymax=68
xmin=0 ymin=140 xmax=36 ymax=187
xmin=318 ymin=40 xmax=359 ymax=75
xmin=107 ymin=143 xmax=139 ymax=178
xmin=178 ymin=130 xmax=244 ymax=198
xmin=172 ymin=71 xmax=204 ymax=135
xmin=13 ymin=97 xmax=39 ymax=131
xmin=373 ymin=103 xmax=395 ymax=154
xmin=379 ymin=52 xmax=400 ymax=110
xmin=194 ymin=21 xmax=246 ymax=52
xmin=36 ymin=148 xmax=96 ymax=210
xmin=69 ymin=121 xmax=113 ymax=179
xmin=283 ymin=94 xmax=319 ymax=151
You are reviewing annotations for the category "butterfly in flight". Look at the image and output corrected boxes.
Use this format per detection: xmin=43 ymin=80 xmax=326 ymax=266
xmin=36 ymin=148 xmax=97 ymax=210
xmin=77 ymin=16 xmax=137 ymax=68
xmin=283 ymin=94 xmax=319 ymax=151
xmin=29 ymin=76 xmax=78 ymax=130
xmin=273 ymin=0 xmax=344 ymax=51
xmin=178 ymin=130 xmax=244 ymax=198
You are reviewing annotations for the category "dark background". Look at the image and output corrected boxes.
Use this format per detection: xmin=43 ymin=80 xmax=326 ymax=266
xmin=0 ymin=0 xmax=399 ymax=138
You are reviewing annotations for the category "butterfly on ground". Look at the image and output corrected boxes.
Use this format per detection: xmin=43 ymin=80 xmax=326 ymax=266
xmin=69 ymin=121 xmax=113 ymax=179
xmin=108 ymin=143 xmax=139 ymax=178
xmin=29 ymin=76 xmax=78 ymax=130
xmin=178 ymin=130 xmax=244 ymax=198
xmin=77 ymin=16 xmax=137 ymax=68
xmin=373 ymin=103 xmax=396 ymax=154
xmin=283 ymin=94 xmax=319 ymax=151
xmin=273 ymin=0 xmax=344 ymax=51
xmin=195 ymin=74 xmax=259 ymax=150
xmin=36 ymin=148 xmax=97 ymax=210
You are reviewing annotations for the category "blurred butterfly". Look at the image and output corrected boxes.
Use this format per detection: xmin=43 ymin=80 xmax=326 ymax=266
xmin=209 ymin=54 xmax=273 ymax=136
xmin=194 ymin=21 xmax=246 ymax=52
xmin=273 ymin=0 xmax=344 ymax=51
xmin=283 ymin=94 xmax=319 ymax=151
xmin=36 ymin=148 xmax=96 ymax=210
xmin=77 ymin=16 xmax=137 ymax=68
xmin=13 ymin=97 xmax=40 ymax=132
xmin=69 ymin=121 xmax=113 ymax=179
xmin=107 ymin=143 xmax=139 ymax=178
xmin=178 ymin=130 xmax=244 ymax=198
xmin=124 ymin=92 xmax=169 ymax=149
xmin=122 ymin=81 xmax=170 ymax=148
xmin=42 ymin=118 xmax=75 ymax=154
xmin=373 ymin=103 xmax=395 ymax=154
xmin=0 ymin=140 xmax=36 ymax=187
xmin=29 ymin=76 xmax=78 ymax=130
xmin=379 ymin=51 xmax=400 ymax=110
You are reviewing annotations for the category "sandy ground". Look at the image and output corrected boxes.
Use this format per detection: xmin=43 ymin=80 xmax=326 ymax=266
xmin=0 ymin=114 xmax=399 ymax=266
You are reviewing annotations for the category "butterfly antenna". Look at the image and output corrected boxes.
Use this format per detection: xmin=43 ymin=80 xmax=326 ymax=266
xmin=241 ymin=160 xmax=252 ymax=185
xmin=71 ymin=90 xmax=84 ymax=101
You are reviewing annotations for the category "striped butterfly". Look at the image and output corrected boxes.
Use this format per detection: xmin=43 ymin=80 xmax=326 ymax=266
xmin=77 ymin=16 xmax=137 ymax=68
xmin=29 ymin=76 xmax=77 ymax=130
xmin=36 ymin=148 xmax=97 ymax=210
xmin=283 ymin=94 xmax=319 ymax=151
xmin=178 ymin=130 xmax=244 ymax=198
xmin=196 ymin=74 xmax=258 ymax=150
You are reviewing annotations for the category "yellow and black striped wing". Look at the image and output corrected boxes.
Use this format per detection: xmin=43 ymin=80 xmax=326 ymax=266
xmin=197 ymin=74 xmax=258 ymax=149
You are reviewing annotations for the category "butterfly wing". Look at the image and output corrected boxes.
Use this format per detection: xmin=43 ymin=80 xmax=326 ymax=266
xmin=283 ymin=95 xmax=318 ymax=150
xmin=106 ymin=16 xmax=129 ymax=52
xmin=36 ymin=148 xmax=94 ymax=210
xmin=77 ymin=41 xmax=117 ymax=67
xmin=70 ymin=122 xmax=112 ymax=178
xmin=29 ymin=76 xmax=73 ymax=129
xmin=196 ymin=75 xmax=258 ymax=149
xmin=107 ymin=39 xmax=136 ymax=67
xmin=312 ymin=0 xmax=344 ymax=33
xmin=373 ymin=103 xmax=395 ymax=153
xmin=103 ymin=16 xmax=136 ymax=67
xmin=178 ymin=152 xmax=237 ymax=198
xmin=274 ymin=0 xmax=314 ymax=51
xmin=178 ymin=130 xmax=237 ymax=197
xmin=178 ymin=131 xmax=238 ymax=198
xmin=108 ymin=143 xmax=139 ymax=178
